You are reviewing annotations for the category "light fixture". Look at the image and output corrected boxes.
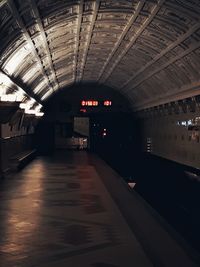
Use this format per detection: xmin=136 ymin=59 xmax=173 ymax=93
xmin=35 ymin=112 xmax=44 ymax=117
xmin=0 ymin=71 xmax=44 ymax=117
xmin=1 ymin=94 xmax=16 ymax=102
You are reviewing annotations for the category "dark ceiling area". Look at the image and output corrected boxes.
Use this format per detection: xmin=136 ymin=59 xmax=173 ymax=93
xmin=44 ymin=83 xmax=132 ymax=116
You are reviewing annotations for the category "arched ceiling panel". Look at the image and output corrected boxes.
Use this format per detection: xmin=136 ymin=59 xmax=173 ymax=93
xmin=0 ymin=0 xmax=200 ymax=111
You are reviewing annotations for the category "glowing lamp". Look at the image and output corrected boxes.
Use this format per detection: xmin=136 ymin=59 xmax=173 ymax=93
xmin=80 ymin=108 xmax=87 ymax=113
xmin=81 ymin=100 xmax=98 ymax=106
xmin=104 ymin=100 xmax=112 ymax=106
xmin=35 ymin=112 xmax=44 ymax=117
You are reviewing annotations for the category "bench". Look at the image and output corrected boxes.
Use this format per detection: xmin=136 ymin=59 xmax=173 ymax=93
xmin=10 ymin=149 xmax=37 ymax=170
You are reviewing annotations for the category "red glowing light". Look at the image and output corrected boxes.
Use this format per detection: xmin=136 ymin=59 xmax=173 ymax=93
xmin=81 ymin=100 xmax=99 ymax=106
xmin=87 ymin=101 xmax=93 ymax=106
xmin=80 ymin=108 xmax=87 ymax=113
xmin=104 ymin=100 xmax=112 ymax=106
xmin=102 ymin=128 xmax=107 ymax=137
xmin=93 ymin=101 xmax=98 ymax=106
xmin=81 ymin=100 xmax=86 ymax=106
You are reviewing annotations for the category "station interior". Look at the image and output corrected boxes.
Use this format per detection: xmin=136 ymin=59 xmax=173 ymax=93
xmin=0 ymin=1 xmax=200 ymax=266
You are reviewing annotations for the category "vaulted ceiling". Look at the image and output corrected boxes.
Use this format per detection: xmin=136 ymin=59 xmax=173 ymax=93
xmin=0 ymin=0 xmax=200 ymax=111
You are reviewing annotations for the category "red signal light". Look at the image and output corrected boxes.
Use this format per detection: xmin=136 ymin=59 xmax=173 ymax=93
xmin=81 ymin=100 xmax=99 ymax=106
xmin=80 ymin=108 xmax=87 ymax=113
xmin=104 ymin=100 xmax=112 ymax=106
xmin=81 ymin=100 xmax=86 ymax=106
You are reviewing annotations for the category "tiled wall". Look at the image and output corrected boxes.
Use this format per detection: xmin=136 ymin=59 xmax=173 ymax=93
xmin=142 ymin=112 xmax=200 ymax=169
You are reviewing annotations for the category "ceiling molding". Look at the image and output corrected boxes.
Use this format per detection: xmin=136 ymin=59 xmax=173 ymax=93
xmin=133 ymin=80 xmax=200 ymax=111
xmin=125 ymin=39 xmax=200 ymax=94
xmin=30 ymin=0 xmax=59 ymax=92
xmin=7 ymin=0 xmax=54 ymax=97
xmin=74 ymin=0 xmax=84 ymax=82
xmin=0 ymin=0 xmax=200 ymax=109
xmin=76 ymin=0 xmax=100 ymax=82
xmin=99 ymin=0 xmax=165 ymax=84
xmin=121 ymin=21 xmax=200 ymax=91
xmin=97 ymin=0 xmax=144 ymax=81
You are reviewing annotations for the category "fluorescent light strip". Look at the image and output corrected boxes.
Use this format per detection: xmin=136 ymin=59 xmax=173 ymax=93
xmin=0 ymin=71 xmax=44 ymax=117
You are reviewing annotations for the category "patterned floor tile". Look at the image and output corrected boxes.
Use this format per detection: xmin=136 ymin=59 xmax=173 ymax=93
xmin=0 ymin=151 xmax=153 ymax=267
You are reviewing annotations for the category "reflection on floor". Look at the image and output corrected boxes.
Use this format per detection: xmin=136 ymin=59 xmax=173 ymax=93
xmin=0 ymin=151 xmax=198 ymax=267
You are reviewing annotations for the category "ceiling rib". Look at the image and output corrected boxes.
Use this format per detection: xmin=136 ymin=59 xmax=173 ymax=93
xmin=7 ymin=0 xmax=54 ymax=96
xmin=125 ymin=40 xmax=200 ymax=94
xmin=121 ymin=22 xmax=200 ymax=91
xmin=135 ymin=80 xmax=200 ymax=111
xmin=77 ymin=0 xmax=100 ymax=82
xmin=0 ymin=0 xmax=199 ymax=111
xmin=30 ymin=0 xmax=59 ymax=92
xmin=97 ymin=0 xmax=145 ymax=82
xmin=99 ymin=0 xmax=166 ymax=84
xmin=0 ymin=0 xmax=7 ymax=8
xmin=75 ymin=0 xmax=84 ymax=82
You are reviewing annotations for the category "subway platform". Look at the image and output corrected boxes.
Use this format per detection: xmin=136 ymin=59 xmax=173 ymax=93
xmin=0 ymin=151 xmax=198 ymax=267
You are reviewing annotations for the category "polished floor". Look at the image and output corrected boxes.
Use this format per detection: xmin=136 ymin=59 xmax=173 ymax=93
xmin=0 ymin=151 xmax=198 ymax=267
